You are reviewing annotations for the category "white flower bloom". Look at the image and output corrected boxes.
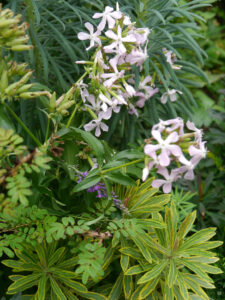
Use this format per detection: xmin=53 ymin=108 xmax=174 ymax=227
xmin=125 ymin=46 xmax=148 ymax=66
xmin=104 ymin=26 xmax=136 ymax=54
xmin=161 ymin=89 xmax=182 ymax=104
xmin=84 ymin=117 xmax=108 ymax=137
xmin=93 ymin=6 xmax=122 ymax=31
xmin=78 ymin=22 xmax=101 ymax=51
xmin=101 ymin=70 xmax=125 ymax=88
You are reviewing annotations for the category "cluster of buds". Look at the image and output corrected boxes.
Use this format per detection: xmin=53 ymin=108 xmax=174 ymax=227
xmin=0 ymin=5 xmax=32 ymax=51
xmin=76 ymin=3 xmax=160 ymax=136
xmin=142 ymin=118 xmax=207 ymax=193
xmin=48 ymin=85 xmax=76 ymax=116
xmin=0 ymin=63 xmax=50 ymax=101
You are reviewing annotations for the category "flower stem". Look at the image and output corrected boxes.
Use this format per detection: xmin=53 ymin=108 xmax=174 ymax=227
xmin=101 ymin=159 xmax=144 ymax=175
xmin=66 ymin=100 xmax=82 ymax=128
xmin=66 ymin=71 xmax=88 ymax=128
xmin=45 ymin=116 xmax=51 ymax=143
xmin=3 ymin=102 xmax=42 ymax=147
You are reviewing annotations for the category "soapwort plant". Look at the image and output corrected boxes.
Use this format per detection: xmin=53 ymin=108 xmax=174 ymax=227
xmin=0 ymin=3 xmax=222 ymax=300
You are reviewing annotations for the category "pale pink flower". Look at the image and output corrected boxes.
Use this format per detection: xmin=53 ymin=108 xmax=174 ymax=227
xmin=163 ymin=48 xmax=181 ymax=70
xmin=188 ymin=142 xmax=207 ymax=159
xmin=144 ymin=130 xmax=182 ymax=166
xmin=186 ymin=120 xmax=202 ymax=142
xmin=152 ymin=167 xmax=181 ymax=193
xmin=161 ymin=89 xmax=182 ymax=104
xmin=124 ymin=83 xmax=136 ymax=97
xmin=178 ymin=155 xmax=201 ymax=180
xmin=78 ymin=22 xmax=101 ymax=51
xmin=104 ymin=26 xmax=136 ymax=54
xmin=126 ymin=47 xmax=148 ymax=66
xmin=84 ymin=117 xmax=108 ymax=137
xmin=93 ymin=6 xmax=122 ymax=31
xmin=101 ymin=70 xmax=125 ymax=88
xmin=133 ymin=28 xmax=150 ymax=45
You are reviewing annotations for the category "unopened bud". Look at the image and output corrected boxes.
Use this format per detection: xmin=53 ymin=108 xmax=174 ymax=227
xmin=49 ymin=92 xmax=56 ymax=112
xmin=10 ymin=44 xmax=33 ymax=51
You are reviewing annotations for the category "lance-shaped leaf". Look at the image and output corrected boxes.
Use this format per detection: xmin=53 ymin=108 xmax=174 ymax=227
xmin=137 ymin=260 xmax=167 ymax=285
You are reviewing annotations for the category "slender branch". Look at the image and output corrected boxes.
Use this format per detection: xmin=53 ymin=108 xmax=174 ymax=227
xmin=101 ymin=158 xmax=144 ymax=175
xmin=3 ymin=103 xmax=42 ymax=147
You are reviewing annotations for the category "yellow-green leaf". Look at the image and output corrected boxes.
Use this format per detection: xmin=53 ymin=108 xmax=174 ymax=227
xmin=108 ymin=273 xmax=123 ymax=300
xmin=137 ymin=260 xmax=167 ymax=285
xmin=50 ymin=276 xmax=66 ymax=300
xmin=168 ymin=259 xmax=177 ymax=287
xmin=123 ymin=275 xmax=133 ymax=299
xmin=139 ymin=277 xmax=159 ymax=299
xmin=7 ymin=273 xmax=41 ymax=294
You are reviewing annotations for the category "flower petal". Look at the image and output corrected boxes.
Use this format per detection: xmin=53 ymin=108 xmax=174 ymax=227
xmin=78 ymin=32 xmax=90 ymax=40
xmin=152 ymin=179 xmax=165 ymax=188
xmin=162 ymin=183 xmax=172 ymax=193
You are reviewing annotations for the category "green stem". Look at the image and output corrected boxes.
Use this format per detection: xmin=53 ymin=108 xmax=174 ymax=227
xmin=3 ymin=102 xmax=42 ymax=147
xmin=45 ymin=117 xmax=51 ymax=143
xmin=101 ymin=159 xmax=144 ymax=175
xmin=66 ymin=71 xmax=88 ymax=128
xmin=66 ymin=100 xmax=82 ymax=128
xmin=87 ymin=107 xmax=98 ymax=120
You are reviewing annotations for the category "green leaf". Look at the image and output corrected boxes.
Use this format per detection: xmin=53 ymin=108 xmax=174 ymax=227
xmin=113 ymin=150 xmax=144 ymax=160
xmin=125 ymin=264 xmax=152 ymax=276
xmin=168 ymin=259 xmax=177 ymax=288
xmin=120 ymin=237 xmax=129 ymax=272
xmin=179 ymin=228 xmax=217 ymax=251
xmin=177 ymin=272 xmax=189 ymax=300
xmin=176 ymin=258 xmax=211 ymax=282
xmin=37 ymin=274 xmax=47 ymax=300
xmin=129 ymin=235 xmax=152 ymax=263
xmin=137 ymin=260 xmax=167 ymax=285
xmin=72 ymin=175 xmax=101 ymax=193
xmin=123 ymin=275 xmax=133 ymax=299
xmin=108 ymin=273 xmax=123 ymax=300
xmin=48 ymin=247 xmax=66 ymax=267
xmin=136 ymin=219 xmax=166 ymax=229
xmin=177 ymin=211 xmax=196 ymax=241
xmin=60 ymin=278 xmax=88 ymax=293
xmin=49 ymin=276 xmax=67 ymax=300
xmin=105 ymin=173 xmax=136 ymax=186
xmin=7 ymin=274 xmax=41 ymax=294
xmin=119 ymin=247 xmax=143 ymax=261
xmin=139 ymin=277 xmax=159 ymax=299
xmin=71 ymin=127 xmax=105 ymax=164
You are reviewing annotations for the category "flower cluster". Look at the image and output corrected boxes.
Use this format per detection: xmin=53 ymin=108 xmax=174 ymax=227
xmin=143 ymin=118 xmax=207 ymax=193
xmin=77 ymin=172 xmax=129 ymax=213
xmin=77 ymin=4 xmax=161 ymax=136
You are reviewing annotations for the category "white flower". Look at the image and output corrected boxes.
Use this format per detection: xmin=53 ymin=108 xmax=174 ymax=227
xmin=178 ymin=155 xmax=201 ymax=180
xmin=104 ymin=26 xmax=136 ymax=54
xmin=84 ymin=117 xmax=108 ymax=137
xmin=126 ymin=47 xmax=148 ymax=66
xmin=144 ymin=130 xmax=182 ymax=166
xmin=186 ymin=120 xmax=202 ymax=142
xmin=161 ymin=89 xmax=182 ymax=104
xmin=78 ymin=22 xmax=101 ymax=51
xmin=93 ymin=6 xmax=122 ymax=31
xmin=101 ymin=70 xmax=125 ymax=88
xmin=152 ymin=167 xmax=181 ymax=193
